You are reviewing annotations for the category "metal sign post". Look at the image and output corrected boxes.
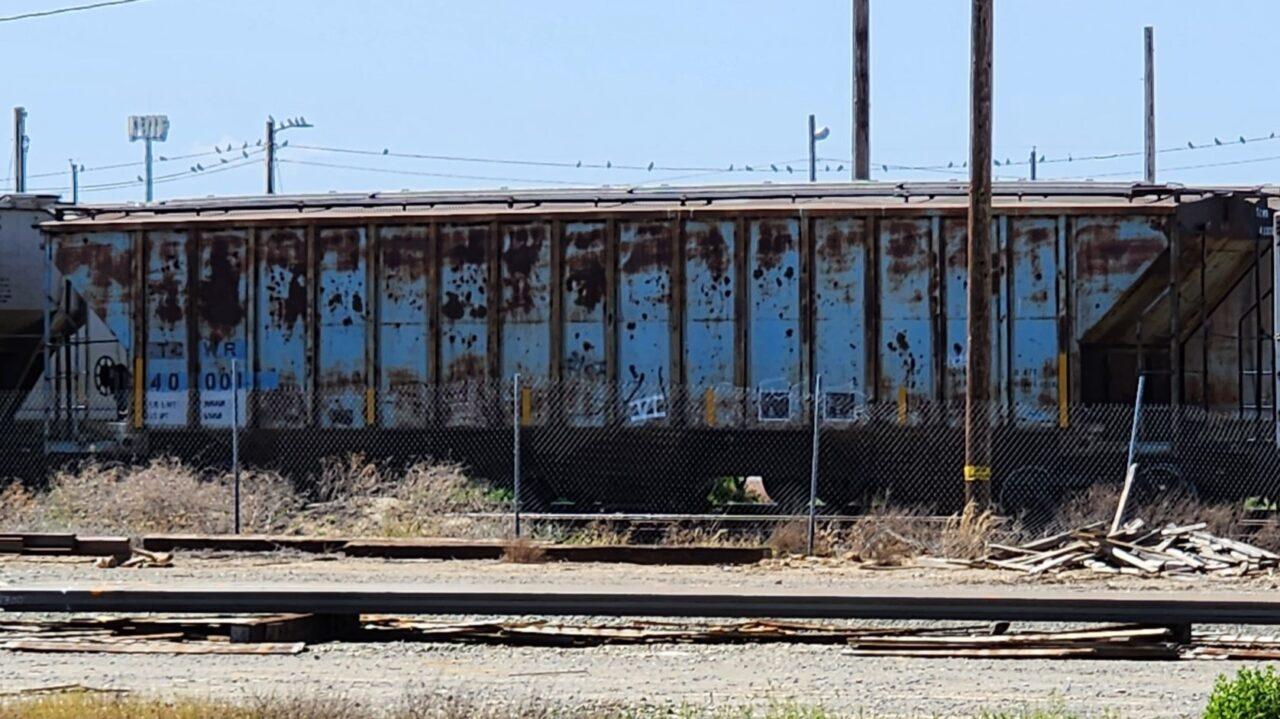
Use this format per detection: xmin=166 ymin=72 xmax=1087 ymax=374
xmin=128 ymin=115 xmax=169 ymax=203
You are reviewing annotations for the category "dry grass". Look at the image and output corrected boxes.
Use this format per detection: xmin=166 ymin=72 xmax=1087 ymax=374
xmin=823 ymin=500 xmax=1008 ymax=564
xmin=661 ymin=524 xmax=757 ymax=547
xmin=0 ymin=692 xmax=851 ymax=719
xmin=0 ymin=454 xmax=506 ymax=539
xmin=0 ymin=458 xmax=300 ymax=535
xmin=766 ymin=520 xmax=822 ymax=556
xmin=1047 ymin=482 xmax=1245 ymax=538
xmin=501 ymin=538 xmax=547 ymax=563
xmin=528 ymin=519 xmax=635 ymax=546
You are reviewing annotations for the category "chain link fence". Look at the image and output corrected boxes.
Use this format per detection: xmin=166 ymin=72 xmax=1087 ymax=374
xmin=2 ymin=375 xmax=1279 ymax=539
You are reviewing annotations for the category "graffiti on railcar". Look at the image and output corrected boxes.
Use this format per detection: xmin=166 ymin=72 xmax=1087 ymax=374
xmin=144 ymin=230 xmax=189 ymax=427
xmin=1009 ymin=218 xmax=1059 ymax=422
xmin=813 ymin=217 xmax=868 ymax=422
xmin=562 ymin=221 xmax=608 ymax=426
xmin=748 ymin=219 xmax=801 ymax=424
xmin=878 ymin=218 xmax=933 ymax=413
xmin=684 ymin=219 xmax=739 ymax=427
xmin=317 ymin=227 xmax=367 ymax=428
xmin=256 ymin=228 xmax=308 ymax=428
xmin=501 ymin=223 xmax=551 ymax=423
xmin=618 ymin=220 xmax=672 ymax=424
xmin=379 ymin=226 xmax=430 ymax=428
xmin=197 ymin=230 xmax=248 ymax=427
xmin=439 ymin=224 xmax=490 ymax=426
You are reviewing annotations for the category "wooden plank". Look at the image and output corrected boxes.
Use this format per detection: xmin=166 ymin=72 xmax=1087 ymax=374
xmin=847 ymin=626 xmax=1171 ymax=646
xmin=74 ymin=537 xmax=132 ymax=558
xmin=228 ymin=613 xmax=359 ymax=644
xmin=0 ymin=640 xmax=305 ymax=655
xmin=1108 ymin=547 xmax=1161 ymax=574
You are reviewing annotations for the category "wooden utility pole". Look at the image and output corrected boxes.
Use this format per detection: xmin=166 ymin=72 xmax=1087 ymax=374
xmin=1144 ymin=26 xmax=1155 ymax=184
xmin=964 ymin=0 xmax=993 ymax=510
xmin=852 ymin=0 xmax=870 ymax=180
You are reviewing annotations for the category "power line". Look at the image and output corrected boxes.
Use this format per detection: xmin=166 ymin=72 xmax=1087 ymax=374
xmin=278 ymin=158 xmax=594 ymax=186
xmin=31 ymin=148 xmax=265 ymax=194
xmin=291 ymin=143 xmax=824 ymax=176
xmin=0 ymin=0 xmax=150 ymax=23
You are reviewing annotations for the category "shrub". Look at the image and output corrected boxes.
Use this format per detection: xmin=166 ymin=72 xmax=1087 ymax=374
xmin=1203 ymin=666 xmax=1280 ymax=719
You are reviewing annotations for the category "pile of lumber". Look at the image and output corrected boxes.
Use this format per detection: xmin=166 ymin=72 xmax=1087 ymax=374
xmin=978 ymin=521 xmax=1279 ymax=577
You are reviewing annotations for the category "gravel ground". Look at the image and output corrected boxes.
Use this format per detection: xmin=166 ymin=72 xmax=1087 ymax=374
xmin=2 ymin=552 xmax=1277 ymax=717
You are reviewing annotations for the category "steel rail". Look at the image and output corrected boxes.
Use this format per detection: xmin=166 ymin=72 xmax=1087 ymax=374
xmin=2 ymin=584 xmax=1279 ymax=625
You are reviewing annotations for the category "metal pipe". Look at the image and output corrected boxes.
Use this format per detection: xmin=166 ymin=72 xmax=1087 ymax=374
xmin=807 ymin=374 xmax=821 ymax=555
xmin=808 ymin=114 xmax=818 ymax=183
xmin=265 ymin=119 xmax=275 ymax=195
xmin=1125 ymin=374 xmax=1147 ymax=473
xmin=232 ymin=359 xmax=241 ymax=535
xmin=144 ymin=138 xmax=153 ymax=203
xmin=41 ymin=232 xmax=51 ymax=452
xmin=12 ymin=107 xmax=26 ymax=193
xmin=513 ymin=373 xmax=522 ymax=539
xmin=1144 ymin=27 xmax=1156 ymax=184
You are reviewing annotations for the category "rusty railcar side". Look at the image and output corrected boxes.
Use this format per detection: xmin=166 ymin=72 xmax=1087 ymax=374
xmin=40 ymin=187 xmax=1275 ymax=506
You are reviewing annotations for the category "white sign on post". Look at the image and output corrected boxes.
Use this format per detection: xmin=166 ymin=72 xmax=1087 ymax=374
xmin=128 ymin=115 xmax=170 ymax=142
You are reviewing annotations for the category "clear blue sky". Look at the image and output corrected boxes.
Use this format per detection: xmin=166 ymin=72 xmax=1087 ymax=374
xmin=3 ymin=0 xmax=1277 ymax=202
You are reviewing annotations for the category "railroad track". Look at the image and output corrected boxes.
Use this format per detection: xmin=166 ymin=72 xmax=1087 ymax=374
xmin=3 ymin=583 xmax=1279 ymax=629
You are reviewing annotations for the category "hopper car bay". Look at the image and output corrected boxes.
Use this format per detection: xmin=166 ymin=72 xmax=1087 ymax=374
xmin=5 ymin=182 xmax=1278 ymax=511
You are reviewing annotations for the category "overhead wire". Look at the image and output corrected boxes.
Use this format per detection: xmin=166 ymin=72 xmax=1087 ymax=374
xmin=0 ymin=0 xmax=150 ymax=23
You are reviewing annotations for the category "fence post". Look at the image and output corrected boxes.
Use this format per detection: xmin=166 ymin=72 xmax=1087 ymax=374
xmin=807 ymin=374 xmax=822 ymax=555
xmin=513 ymin=373 xmax=522 ymax=538
xmin=232 ymin=358 xmax=241 ymax=535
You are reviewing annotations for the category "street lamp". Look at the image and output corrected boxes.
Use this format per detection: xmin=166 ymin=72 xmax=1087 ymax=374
xmin=128 ymin=114 xmax=169 ymax=202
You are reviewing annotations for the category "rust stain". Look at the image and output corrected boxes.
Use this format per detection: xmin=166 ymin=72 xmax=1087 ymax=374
xmin=262 ymin=229 xmax=307 ymax=330
xmin=446 ymin=353 xmax=486 ymax=380
xmin=1075 ymin=219 xmax=1165 ymax=278
xmin=444 ymin=226 xmax=488 ymax=269
xmin=688 ymin=223 xmax=729 ymax=279
xmin=753 ymin=220 xmax=794 ymax=271
xmin=57 ymin=239 xmax=132 ymax=294
xmin=199 ymin=233 xmax=245 ymax=343
xmin=621 ymin=222 xmax=672 ymax=274
xmin=502 ymin=224 xmax=547 ymax=316
xmin=565 ymin=224 xmax=607 ymax=312
xmin=883 ymin=220 xmax=928 ymax=279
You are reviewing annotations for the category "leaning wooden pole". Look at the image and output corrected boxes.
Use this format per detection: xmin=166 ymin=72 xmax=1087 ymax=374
xmin=964 ymin=0 xmax=994 ymax=511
